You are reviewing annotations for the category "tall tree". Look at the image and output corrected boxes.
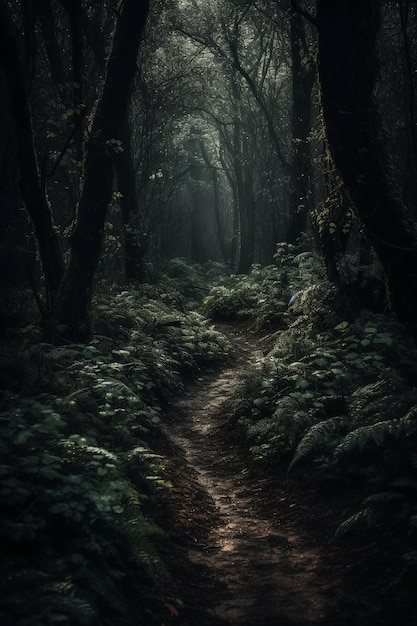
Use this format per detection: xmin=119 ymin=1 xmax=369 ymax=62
xmin=315 ymin=0 xmax=417 ymax=328
xmin=0 ymin=0 xmax=65 ymax=312
xmin=175 ymin=0 xmax=293 ymax=271
xmin=0 ymin=0 xmax=150 ymax=341
xmin=286 ymin=10 xmax=315 ymax=244
xmin=53 ymin=0 xmax=149 ymax=341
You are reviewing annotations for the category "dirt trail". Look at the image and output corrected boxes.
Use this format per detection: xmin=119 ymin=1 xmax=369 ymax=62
xmin=156 ymin=323 xmax=411 ymax=626
xmin=162 ymin=324 xmax=337 ymax=625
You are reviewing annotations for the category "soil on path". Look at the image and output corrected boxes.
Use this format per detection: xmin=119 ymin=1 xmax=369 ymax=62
xmin=155 ymin=323 xmax=409 ymax=626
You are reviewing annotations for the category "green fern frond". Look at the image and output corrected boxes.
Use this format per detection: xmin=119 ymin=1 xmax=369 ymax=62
xmin=399 ymin=407 xmax=417 ymax=435
xmin=336 ymin=507 xmax=372 ymax=537
xmin=122 ymin=516 xmax=161 ymax=568
xmin=26 ymin=595 xmax=99 ymax=626
xmin=82 ymin=445 xmax=118 ymax=461
xmin=288 ymin=417 xmax=347 ymax=471
xmin=61 ymin=388 xmax=92 ymax=404
xmin=363 ymin=491 xmax=404 ymax=505
xmin=389 ymin=478 xmax=417 ymax=494
xmin=93 ymin=379 xmax=137 ymax=398
xmin=247 ymin=418 xmax=275 ymax=437
xmin=334 ymin=420 xmax=400 ymax=461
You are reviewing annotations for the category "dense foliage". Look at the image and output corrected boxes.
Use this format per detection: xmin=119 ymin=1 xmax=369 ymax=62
xmin=203 ymin=243 xmax=323 ymax=328
xmin=1 ymin=0 xmax=417 ymax=621
xmin=0 ymin=265 xmax=230 ymax=626
xmin=2 ymin=249 xmax=417 ymax=620
xmin=203 ymin=251 xmax=417 ymax=580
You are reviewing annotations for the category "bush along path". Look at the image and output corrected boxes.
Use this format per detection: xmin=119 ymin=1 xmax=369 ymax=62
xmin=160 ymin=324 xmax=328 ymax=625
xmin=156 ymin=322 xmax=416 ymax=626
xmin=0 ymin=282 xmax=233 ymax=626
xmin=2 ymin=256 xmax=417 ymax=624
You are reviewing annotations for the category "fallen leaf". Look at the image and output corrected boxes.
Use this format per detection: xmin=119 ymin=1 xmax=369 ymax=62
xmin=164 ymin=602 xmax=179 ymax=617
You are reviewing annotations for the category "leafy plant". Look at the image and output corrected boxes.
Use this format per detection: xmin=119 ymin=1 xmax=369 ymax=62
xmin=221 ymin=255 xmax=417 ymax=583
xmin=0 ymin=272 xmax=232 ymax=625
xmin=202 ymin=248 xmax=323 ymax=329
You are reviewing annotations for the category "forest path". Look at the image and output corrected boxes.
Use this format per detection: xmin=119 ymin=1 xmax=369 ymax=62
xmin=160 ymin=323 xmax=343 ymax=626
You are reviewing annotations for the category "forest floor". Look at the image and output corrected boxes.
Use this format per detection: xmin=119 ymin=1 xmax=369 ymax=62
xmin=149 ymin=322 xmax=409 ymax=626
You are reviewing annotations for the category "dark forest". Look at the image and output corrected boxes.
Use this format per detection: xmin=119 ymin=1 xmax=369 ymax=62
xmin=1 ymin=1 xmax=417 ymax=624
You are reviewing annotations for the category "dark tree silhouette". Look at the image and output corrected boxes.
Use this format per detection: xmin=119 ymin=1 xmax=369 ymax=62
xmin=286 ymin=11 xmax=315 ymax=245
xmin=0 ymin=0 xmax=149 ymax=341
xmin=53 ymin=0 xmax=149 ymax=341
xmin=0 ymin=0 xmax=65 ymax=312
xmin=316 ymin=0 xmax=417 ymax=328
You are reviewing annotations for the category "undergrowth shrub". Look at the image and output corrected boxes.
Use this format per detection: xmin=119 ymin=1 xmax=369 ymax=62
xmin=133 ymin=257 xmax=213 ymax=312
xmin=163 ymin=257 xmax=207 ymax=303
xmin=202 ymin=244 xmax=325 ymax=330
xmin=0 ymin=390 xmax=152 ymax=626
xmin=0 ymin=281 xmax=230 ymax=625
xmin=226 ymin=261 xmax=417 ymax=568
xmin=231 ymin=305 xmax=416 ymax=467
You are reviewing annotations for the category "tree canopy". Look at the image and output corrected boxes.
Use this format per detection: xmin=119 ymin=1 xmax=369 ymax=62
xmin=0 ymin=0 xmax=416 ymax=337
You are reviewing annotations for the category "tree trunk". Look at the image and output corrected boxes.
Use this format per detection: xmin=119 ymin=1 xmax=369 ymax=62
xmin=286 ymin=11 xmax=315 ymax=245
xmin=0 ymin=0 xmax=65 ymax=311
xmin=219 ymin=149 xmax=239 ymax=266
xmin=52 ymin=0 xmax=149 ymax=342
xmin=33 ymin=0 xmax=64 ymax=84
xmin=64 ymin=0 xmax=83 ymax=109
xmin=230 ymin=76 xmax=255 ymax=274
xmin=399 ymin=0 xmax=417 ymax=211
xmin=317 ymin=0 xmax=417 ymax=328
xmin=115 ymin=120 xmax=142 ymax=281
xmin=189 ymin=185 xmax=207 ymax=264
xmin=238 ymin=130 xmax=255 ymax=273
xmin=199 ymin=140 xmax=228 ymax=263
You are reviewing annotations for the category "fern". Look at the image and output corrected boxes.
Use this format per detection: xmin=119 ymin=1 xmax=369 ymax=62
xmin=0 ymin=273 xmax=243 ymax=626
xmin=24 ymin=595 xmax=99 ymax=626
xmin=288 ymin=417 xmax=348 ymax=471
xmin=247 ymin=418 xmax=275 ymax=438
xmin=336 ymin=479 xmax=417 ymax=543
xmin=363 ymin=491 xmax=404 ymax=506
xmin=389 ymin=478 xmax=417 ymax=494
xmin=336 ymin=507 xmax=372 ymax=537
xmin=125 ymin=522 xmax=161 ymax=567
xmin=333 ymin=420 xmax=401 ymax=461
